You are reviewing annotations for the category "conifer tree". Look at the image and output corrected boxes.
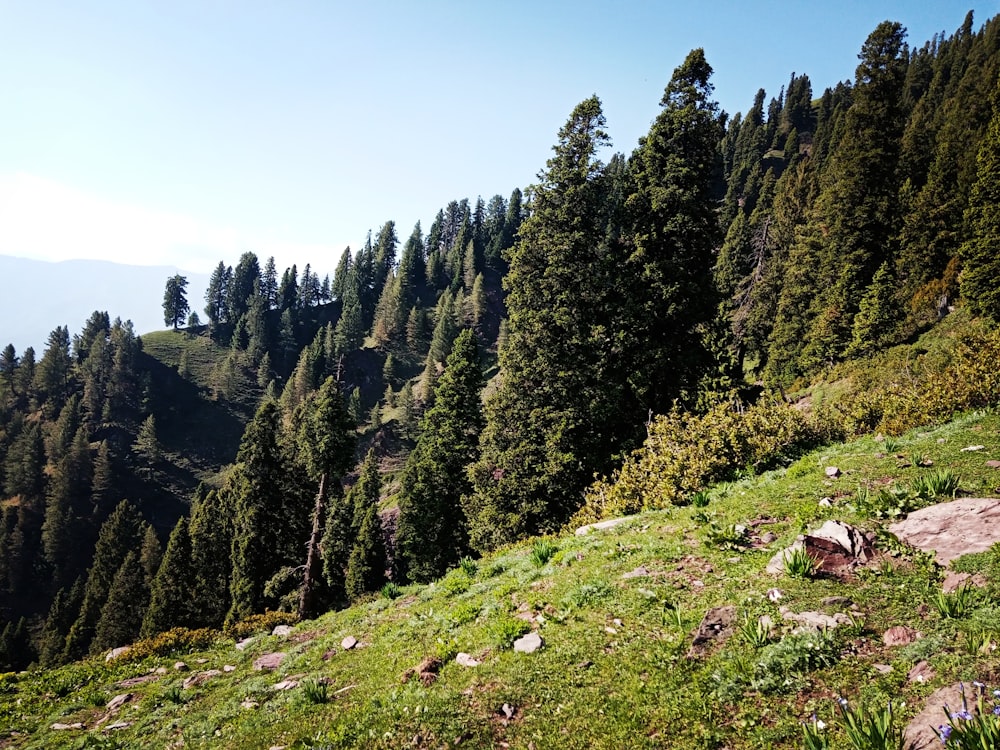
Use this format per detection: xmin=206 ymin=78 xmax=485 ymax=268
xmin=1 ymin=344 xmax=18 ymax=395
xmin=38 ymin=576 xmax=84 ymax=666
xmin=204 ymin=261 xmax=232 ymax=330
xmin=344 ymin=503 xmax=386 ymax=600
xmin=142 ymin=517 xmax=192 ymax=636
xmin=398 ymin=329 xmax=484 ymax=581
xmin=92 ymin=550 xmax=149 ymax=653
xmin=162 ymin=275 xmax=190 ymax=330
xmin=188 ymin=488 xmax=231 ymax=628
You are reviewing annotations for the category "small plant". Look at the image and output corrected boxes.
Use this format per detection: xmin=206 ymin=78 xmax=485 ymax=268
xmin=835 ymin=697 xmax=908 ymax=750
xmin=163 ymin=684 xmax=185 ymax=704
xmin=937 ymin=682 xmax=1000 ymax=748
xmin=801 ymin=714 xmax=830 ymax=750
xmin=662 ymin=600 xmax=685 ymax=629
xmin=963 ymin=629 xmax=995 ymax=655
xmin=932 ymin=584 xmax=977 ymax=619
xmin=911 ymin=468 xmax=960 ymax=500
xmin=380 ymin=581 xmax=402 ymax=600
xmin=458 ymin=556 xmax=478 ymax=577
xmin=530 ymin=539 xmax=558 ymax=567
xmin=784 ymin=546 xmax=819 ymax=579
xmin=488 ymin=616 xmax=531 ymax=649
xmin=301 ymin=678 xmax=329 ymax=705
xmin=704 ymin=522 xmax=749 ymax=551
xmin=690 ymin=490 xmax=711 ymax=508
xmin=881 ymin=437 xmax=900 ymax=453
xmin=738 ymin=615 xmax=772 ymax=648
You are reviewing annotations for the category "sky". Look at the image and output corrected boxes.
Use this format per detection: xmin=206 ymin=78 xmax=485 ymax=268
xmin=1 ymin=1 xmax=997 ymax=281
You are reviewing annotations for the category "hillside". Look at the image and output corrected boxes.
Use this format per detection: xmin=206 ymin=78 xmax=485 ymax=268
xmin=2 ymin=409 xmax=998 ymax=749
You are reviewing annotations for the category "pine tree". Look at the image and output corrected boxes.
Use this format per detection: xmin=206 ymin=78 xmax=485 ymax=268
xmin=162 ymin=275 xmax=190 ymax=330
xmin=0 ymin=344 xmax=18 ymax=395
xmin=38 ymin=576 xmax=84 ymax=666
xmin=466 ymin=96 xmax=624 ymax=551
xmin=960 ymin=78 xmax=1000 ymax=321
xmin=188 ymin=488 xmax=231 ymax=628
xmin=92 ymin=550 xmax=149 ymax=653
xmin=133 ymin=415 xmax=160 ymax=464
xmin=344 ymin=504 xmax=386 ymax=600
xmin=262 ymin=256 xmax=279 ymax=309
xmin=142 ymin=517 xmax=192 ymax=636
xmin=204 ymin=261 xmax=232 ymax=330
xmin=34 ymin=326 xmax=72 ymax=404
xmin=398 ymin=329 xmax=484 ymax=581
xmin=227 ymin=252 xmax=262 ymax=324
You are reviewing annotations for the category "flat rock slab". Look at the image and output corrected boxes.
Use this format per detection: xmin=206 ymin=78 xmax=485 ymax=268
xmin=904 ymin=683 xmax=967 ymax=749
xmin=253 ymin=652 xmax=286 ymax=671
xmin=888 ymin=497 xmax=1000 ymax=566
xmin=341 ymin=636 xmax=358 ymax=650
xmin=183 ymin=669 xmax=222 ymax=689
xmin=106 ymin=693 xmax=134 ymax=711
xmin=575 ymin=516 xmax=634 ymax=535
xmin=779 ymin=607 xmax=852 ymax=631
xmin=688 ymin=605 xmax=736 ymax=656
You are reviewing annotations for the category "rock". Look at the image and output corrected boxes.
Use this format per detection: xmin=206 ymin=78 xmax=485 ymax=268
xmin=117 ymin=674 xmax=160 ymax=687
xmin=106 ymin=693 xmax=133 ymax=711
xmin=768 ymin=521 xmax=874 ymax=577
xmin=50 ymin=723 xmax=85 ymax=730
xmin=766 ymin=588 xmax=783 ymax=602
xmin=903 ymin=683 xmax=969 ymax=749
xmin=500 ymin=703 xmax=515 ymax=720
xmin=825 ymin=466 xmax=841 ymax=478
xmin=883 ymin=625 xmax=921 ymax=646
xmin=780 ymin=607 xmax=853 ymax=631
xmin=688 ymin=605 xmax=736 ymax=656
xmin=272 ymin=625 xmax=293 ymax=637
xmin=455 ymin=653 xmax=481 ymax=667
xmin=241 ymin=699 xmax=259 ymax=709
xmin=821 ymin=596 xmax=855 ymax=608
xmin=986 ymin=460 xmax=1000 ymax=469
xmin=402 ymin=656 xmax=443 ymax=686
xmin=942 ymin=571 xmax=988 ymax=593
xmin=272 ymin=679 xmax=299 ymax=691
xmin=253 ymin=652 xmax=286 ymax=671
xmin=907 ymin=660 xmax=935 ymax=683
xmin=173 ymin=661 xmax=189 ymax=671
xmin=223 ymin=664 xmax=237 ymax=672
xmin=154 ymin=667 xmax=168 ymax=675
xmin=873 ymin=664 xmax=893 ymax=675
xmin=621 ymin=566 xmax=650 ymax=579
xmin=818 ymin=497 xmax=833 ymax=507
xmin=183 ymin=669 xmax=222 ymax=689
xmin=106 ymin=722 xmax=131 ymax=731
xmin=513 ymin=632 xmax=543 ymax=654
xmin=235 ymin=637 xmax=255 ymax=651
xmin=888 ymin=497 xmax=1000 ymax=566
xmin=341 ymin=636 xmax=358 ymax=650
xmin=105 ymin=646 xmax=131 ymax=662
xmin=810 ymin=520 xmax=874 ymax=562
xmin=574 ymin=515 xmax=634 ymax=535
xmin=960 ymin=445 xmax=985 ymax=452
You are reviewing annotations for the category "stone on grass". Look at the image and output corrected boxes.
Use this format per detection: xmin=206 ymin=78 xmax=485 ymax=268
xmin=341 ymin=636 xmax=358 ymax=650
xmin=942 ymin=570 xmax=987 ymax=593
xmin=688 ymin=605 xmax=736 ymax=656
xmin=272 ymin=625 xmax=293 ymax=637
xmin=883 ymin=625 xmax=921 ymax=646
xmin=873 ymin=664 xmax=892 ymax=675
xmin=825 ymin=466 xmax=841 ymax=478
xmin=903 ymin=683 xmax=969 ymax=749
xmin=117 ymin=674 xmax=160 ymax=687
xmin=907 ymin=660 xmax=935 ymax=683
xmin=986 ymin=460 xmax=1000 ymax=468
xmin=106 ymin=693 xmax=133 ymax=711
xmin=621 ymin=566 xmax=650 ymax=579
xmin=253 ymin=652 xmax=286 ymax=671
xmin=779 ymin=607 xmax=852 ymax=631
xmin=888 ymin=497 xmax=1000 ymax=566
xmin=51 ymin=723 xmax=85 ymax=731
xmin=173 ymin=661 xmax=189 ymax=671
xmin=513 ymin=632 xmax=543 ymax=654
xmin=574 ymin=516 xmax=634 ymax=535
xmin=235 ymin=637 xmax=255 ymax=651
xmin=183 ymin=669 xmax=222 ymax=689
xmin=272 ymin=679 xmax=299 ymax=691
xmin=821 ymin=596 xmax=855 ymax=608
xmin=767 ymin=521 xmax=873 ymax=577
xmin=455 ymin=653 xmax=481 ymax=667
xmin=223 ymin=664 xmax=236 ymax=672
xmin=106 ymin=722 xmax=131 ymax=731
xmin=105 ymin=646 xmax=131 ymax=662
xmin=960 ymin=445 xmax=985 ymax=452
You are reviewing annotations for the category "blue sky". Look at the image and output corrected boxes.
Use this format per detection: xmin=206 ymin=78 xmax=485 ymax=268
xmin=1 ymin=1 xmax=995 ymax=280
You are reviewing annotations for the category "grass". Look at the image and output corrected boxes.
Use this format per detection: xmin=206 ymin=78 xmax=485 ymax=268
xmin=3 ymin=410 xmax=1000 ymax=749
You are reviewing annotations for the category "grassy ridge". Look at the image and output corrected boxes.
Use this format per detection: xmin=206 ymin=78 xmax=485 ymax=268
xmin=3 ymin=409 xmax=999 ymax=749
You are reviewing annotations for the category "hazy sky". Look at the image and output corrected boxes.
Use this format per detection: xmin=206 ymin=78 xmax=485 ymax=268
xmin=1 ymin=1 xmax=995 ymax=279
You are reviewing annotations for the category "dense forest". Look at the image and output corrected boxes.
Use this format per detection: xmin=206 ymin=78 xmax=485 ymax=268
xmin=2 ymin=11 xmax=1000 ymax=671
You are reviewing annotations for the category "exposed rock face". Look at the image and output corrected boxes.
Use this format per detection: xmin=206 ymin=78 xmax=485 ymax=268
xmin=688 ymin=605 xmax=736 ymax=656
xmin=888 ymin=497 xmax=1000 ymax=565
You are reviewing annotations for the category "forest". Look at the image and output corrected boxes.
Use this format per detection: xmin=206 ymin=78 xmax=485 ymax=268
xmin=1 ymin=10 xmax=1000 ymax=672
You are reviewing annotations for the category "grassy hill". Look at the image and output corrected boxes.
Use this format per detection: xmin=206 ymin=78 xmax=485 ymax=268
xmin=3 ymin=407 xmax=999 ymax=749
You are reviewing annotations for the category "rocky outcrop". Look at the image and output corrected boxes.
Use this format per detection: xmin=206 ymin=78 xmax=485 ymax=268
xmin=888 ymin=497 xmax=1000 ymax=565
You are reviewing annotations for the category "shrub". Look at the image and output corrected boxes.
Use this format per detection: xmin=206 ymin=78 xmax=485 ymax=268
xmin=225 ymin=611 xmax=299 ymax=640
xmin=301 ymin=678 xmax=329 ymax=705
xmin=126 ymin=627 xmax=222 ymax=661
xmin=783 ymin=546 xmax=819 ymax=579
xmin=380 ymin=582 xmax=402 ymax=600
xmin=530 ymin=539 xmax=558 ymax=567
xmin=488 ymin=617 xmax=531 ymax=649
xmin=458 ymin=556 xmax=478 ymax=577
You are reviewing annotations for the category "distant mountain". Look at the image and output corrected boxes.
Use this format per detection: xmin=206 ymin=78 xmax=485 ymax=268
xmin=0 ymin=255 xmax=209 ymax=352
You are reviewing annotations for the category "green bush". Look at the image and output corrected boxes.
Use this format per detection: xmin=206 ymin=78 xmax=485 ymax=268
xmin=225 ymin=611 xmax=299 ymax=640
xmin=127 ymin=627 xmax=222 ymax=661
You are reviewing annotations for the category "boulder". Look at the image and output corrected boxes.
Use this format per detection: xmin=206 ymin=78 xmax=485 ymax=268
xmin=235 ymin=637 xmax=256 ymax=651
xmin=513 ymin=632 xmax=543 ymax=654
xmin=575 ymin=516 xmax=634 ymax=536
xmin=50 ymin=723 xmax=85 ymax=731
xmin=903 ymin=683 xmax=968 ymax=749
xmin=341 ymin=636 xmax=358 ymax=650
xmin=105 ymin=646 xmax=131 ymax=662
xmin=272 ymin=625 xmax=293 ymax=637
xmin=766 ymin=521 xmax=873 ymax=576
xmin=779 ymin=607 xmax=853 ymax=631
xmin=253 ymin=652 xmax=286 ymax=671
xmin=105 ymin=693 xmax=133 ymax=711
xmin=883 ymin=625 xmax=921 ymax=646
xmin=888 ymin=497 xmax=1000 ymax=566
xmin=455 ymin=652 xmax=481 ymax=667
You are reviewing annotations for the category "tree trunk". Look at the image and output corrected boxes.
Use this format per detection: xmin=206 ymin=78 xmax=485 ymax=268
xmin=298 ymin=472 xmax=326 ymax=619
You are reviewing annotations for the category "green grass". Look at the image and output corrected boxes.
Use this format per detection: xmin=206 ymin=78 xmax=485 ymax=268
xmin=3 ymin=410 xmax=1000 ymax=749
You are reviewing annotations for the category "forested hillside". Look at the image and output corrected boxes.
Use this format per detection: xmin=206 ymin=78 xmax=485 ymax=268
xmin=2 ymin=10 xmax=1000 ymax=674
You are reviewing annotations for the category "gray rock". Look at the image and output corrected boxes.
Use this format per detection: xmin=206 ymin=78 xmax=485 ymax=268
xmin=223 ymin=664 xmax=237 ymax=672
xmin=106 ymin=693 xmax=133 ymax=711
xmin=106 ymin=722 xmax=131 ymax=731
xmin=888 ymin=497 xmax=1000 ymax=566
xmin=455 ymin=652 xmax=481 ymax=667
xmin=173 ymin=661 xmax=189 ymax=671
xmin=341 ymin=636 xmax=358 ymax=650
xmin=780 ymin=607 xmax=852 ymax=631
xmin=272 ymin=679 xmax=299 ymax=691
xmin=688 ymin=605 xmax=736 ymax=656
xmin=574 ymin=515 xmax=634 ymax=535
xmin=50 ymin=723 xmax=86 ymax=731
xmin=825 ymin=466 xmax=841 ymax=478
xmin=986 ymin=460 xmax=1000 ymax=468
xmin=272 ymin=625 xmax=293 ymax=637
xmin=883 ymin=625 xmax=921 ymax=646
xmin=105 ymin=646 xmax=131 ymax=662
xmin=183 ymin=669 xmax=222 ymax=689
xmin=235 ymin=637 xmax=256 ymax=651
xmin=253 ymin=652 xmax=286 ymax=671
xmin=907 ymin=660 xmax=935 ymax=684
xmin=821 ymin=596 xmax=855 ymax=608
xmin=942 ymin=571 xmax=988 ymax=593
xmin=621 ymin=566 xmax=650 ymax=579
xmin=513 ymin=632 xmax=543 ymax=654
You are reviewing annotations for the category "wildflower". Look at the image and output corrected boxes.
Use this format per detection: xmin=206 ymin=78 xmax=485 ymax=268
xmin=993 ymin=689 xmax=1000 ymax=698
xmin=994 ymin=705 xmax=1000 ymax=716
xmin=938 ymin=724 xmax=952 ymax=740
xmin=951 ymin=709 xmax=973 ymax=721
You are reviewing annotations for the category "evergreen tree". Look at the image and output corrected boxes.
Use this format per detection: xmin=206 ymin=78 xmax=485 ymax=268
xmin=228 ymin=252 xmax=262 ymax=324
xmin=0 ymin=343 xmax=17 ymax=395
xmin=162 ymin=275 xmax=190 ymax=330
xmin=204 ymin=261 xmax=232 ymax=329
xmin=38 ymin=576 xmax=84 ymax=666
xmin=960 ymin=77 xmax=1000 ymax=321
xmin=466 ymin=95 xmax=624 ymax=551
xmin=92 ymin=550 xmax=149 ymax=653
xmin=188 ymin=488 xmax=231 ymax=628
xmin=34 ymin=326 xmax=72 ymax=403
xmin=344 ymin=503 xmax=386 ymax=600
xmin=398 ymin=329 xmax=484 ymax=581
xmin=262 ymin=256 xmax=279 ymax=309
xmin=142 ymin=517 xmax=192 ymax=636
xmin=133 ymin=415 xmax=160 ymax=464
